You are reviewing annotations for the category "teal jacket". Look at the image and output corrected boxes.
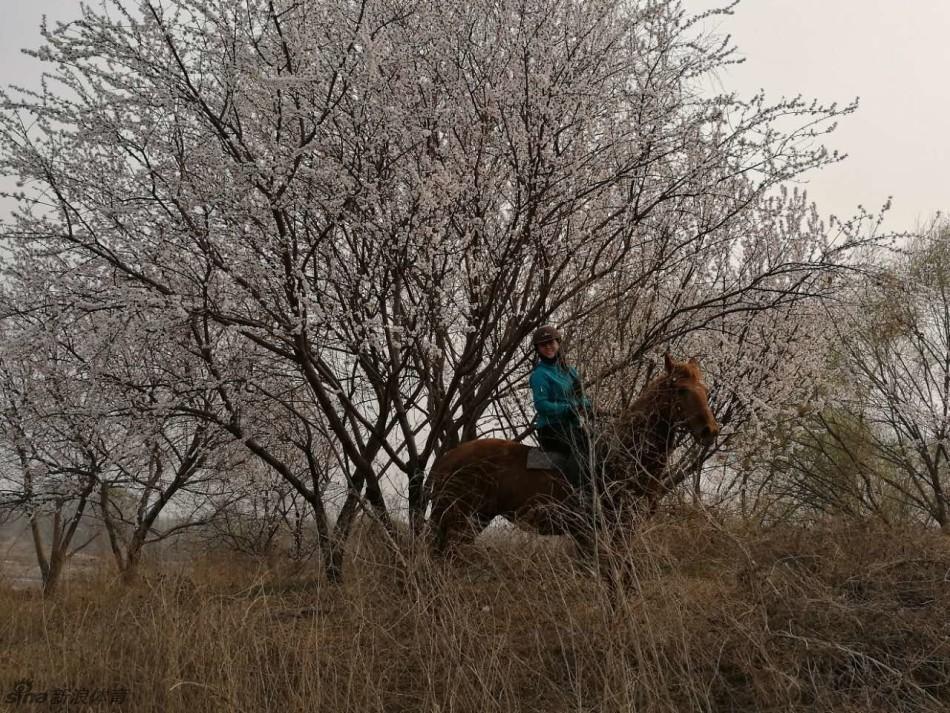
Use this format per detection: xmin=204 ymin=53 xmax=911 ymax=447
xmin=529 ymin=359 xmax=591 ymax=429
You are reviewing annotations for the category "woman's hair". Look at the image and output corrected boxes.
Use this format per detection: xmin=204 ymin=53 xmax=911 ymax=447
xmin=531 ymin=342 xmax=585 ymax=402
xmin=531 ymin=342 xmax=570 ymax=370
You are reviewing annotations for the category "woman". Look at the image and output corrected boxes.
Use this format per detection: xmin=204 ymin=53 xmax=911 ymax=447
xmin=529 ymin=324 xmax=592 ymax=489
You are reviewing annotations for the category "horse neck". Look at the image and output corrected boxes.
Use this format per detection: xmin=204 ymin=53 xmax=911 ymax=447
xmin=616 ymin=379 xmax=675 ymax=474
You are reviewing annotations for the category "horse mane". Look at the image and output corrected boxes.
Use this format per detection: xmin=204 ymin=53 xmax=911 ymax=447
xmin=626 ymin=359 xmax=703 ymax=420
xmin=599 ymin=358 xmax=703 ymax=482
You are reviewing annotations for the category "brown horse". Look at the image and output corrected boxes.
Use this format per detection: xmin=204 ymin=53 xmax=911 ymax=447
xmin=427 ymin=353 xmax=720 ymax=555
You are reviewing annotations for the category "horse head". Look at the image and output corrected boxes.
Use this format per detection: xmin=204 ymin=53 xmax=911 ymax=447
xmin=662 ymin=353 xmax=719 ymax=446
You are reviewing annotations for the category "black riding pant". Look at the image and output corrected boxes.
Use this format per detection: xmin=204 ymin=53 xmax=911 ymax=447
xmin=537 ymin=423 xmax=591 ymax=489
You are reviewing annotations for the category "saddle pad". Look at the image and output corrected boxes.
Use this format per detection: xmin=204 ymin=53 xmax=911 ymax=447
xmin=526 ymin=447 xmax=570 ymax=471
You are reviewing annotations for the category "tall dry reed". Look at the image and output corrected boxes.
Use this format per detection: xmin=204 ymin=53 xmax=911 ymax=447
xmin=2 ymin=513 xmax=949 ymax=712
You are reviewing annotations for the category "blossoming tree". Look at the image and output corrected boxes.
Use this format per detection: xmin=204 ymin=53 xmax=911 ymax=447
xmin=0 ymin=0 xmax=883 ymax=577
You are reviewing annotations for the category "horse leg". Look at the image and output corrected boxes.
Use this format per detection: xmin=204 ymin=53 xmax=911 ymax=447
xmin=572 ymin=527 xmax=598 ymax=573
xmin=454 ymin=511 xmax=493 ymax=551
xmin=430 ymin=500 xmax=492 ymax=559
xmin=597 ymin=531 xmax=630 ymax=603
xmin=600 ymin=505 xmax=646 ymax=599
xmin=429 ymin=503 xmax=458 ymax=558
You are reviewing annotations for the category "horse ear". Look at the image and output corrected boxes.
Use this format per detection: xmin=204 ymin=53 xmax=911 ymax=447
xmin=664 ymin=351 xmax=674 ymax=374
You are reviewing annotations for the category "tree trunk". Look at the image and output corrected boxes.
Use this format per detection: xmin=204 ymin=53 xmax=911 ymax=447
xmin=29 ymin=513 xmax=50 ymax=585
xmin=42 ymin=548 xmax=65 ymax=598
xmin=37 ymin=509 xmax=67 ymax=598
xmin=122 ymin=546 xmax=142 ymax=584
xmin=323 ymin=488 xmax=363 ymax=583
xmin=408 ymin=465 xmax=427 ymax=536
xmin=100 ymin=484 xmax=129 ymax=574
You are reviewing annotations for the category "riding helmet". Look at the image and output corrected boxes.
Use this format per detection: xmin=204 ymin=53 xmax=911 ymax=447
xmin=532 ymin=324 xmax=562 ymax=346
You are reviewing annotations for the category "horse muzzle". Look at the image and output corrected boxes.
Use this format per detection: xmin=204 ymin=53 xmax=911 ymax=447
xmin=692 ymin=422 xmax=720 ymax=447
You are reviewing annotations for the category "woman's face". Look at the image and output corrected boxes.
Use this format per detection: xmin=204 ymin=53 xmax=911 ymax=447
xmin=537 ymin=339 xmax=559 ymax=360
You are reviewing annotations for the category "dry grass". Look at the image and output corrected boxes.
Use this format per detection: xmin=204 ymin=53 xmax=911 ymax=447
xmin=2 ymin=512 xmax=949 ymax=712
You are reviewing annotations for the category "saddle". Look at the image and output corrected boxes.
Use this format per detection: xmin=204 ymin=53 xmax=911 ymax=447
xmin=525 ymin=446 xmax=572 ymax=471
xmin=525 ymin=447 xmax=583 ymax=487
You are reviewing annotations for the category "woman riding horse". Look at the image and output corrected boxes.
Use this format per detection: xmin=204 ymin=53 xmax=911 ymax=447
xmin=529 ymin=325 xmax=593 ymax=493
xmin=428 ymin=350 xmax=719 ymax=556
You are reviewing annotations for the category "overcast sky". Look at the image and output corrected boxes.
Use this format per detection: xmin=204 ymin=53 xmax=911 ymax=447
xmin=691 ymin=0 xmax=950 ymax=232
xmin=2 ymin=0 xmax=948 ymax=232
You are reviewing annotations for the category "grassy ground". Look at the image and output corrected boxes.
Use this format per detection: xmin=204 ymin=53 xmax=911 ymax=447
xmin=2 ymin=512 xmax=949 ymax=712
